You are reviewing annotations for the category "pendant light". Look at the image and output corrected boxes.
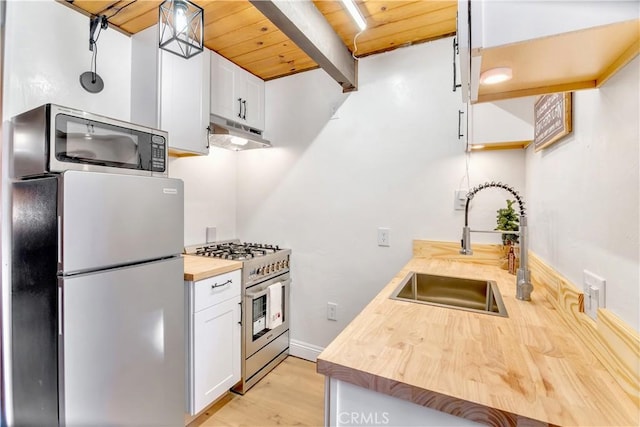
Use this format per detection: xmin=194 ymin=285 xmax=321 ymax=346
xmin=158 ymin=0 xmax=204 ymax=59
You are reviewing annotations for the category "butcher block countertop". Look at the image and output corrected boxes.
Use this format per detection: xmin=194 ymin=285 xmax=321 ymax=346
xmin=317 ymin=247 xmax=639 ymax=426
xmin=182 ymin=255 xmax=242 ymax=282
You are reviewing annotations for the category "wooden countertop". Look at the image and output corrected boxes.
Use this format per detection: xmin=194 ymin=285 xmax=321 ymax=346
xmin=317 ymin=254 xmax=639 ymax=426
xmin=183 ymin=255 xmax=242 ymax=282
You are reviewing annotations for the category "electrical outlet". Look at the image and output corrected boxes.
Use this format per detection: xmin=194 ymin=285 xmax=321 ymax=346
xmin=583 ymin=270 xmax=606 ymax=320
xmin=327 ymin=302 xmax=337 ymax=321
xmin=206 ymin=226 xmax=217 ymax=243
xmin=377 ymin=227 xmax=390 ymax=247
xmin=454 ymin=190 xmax=468 ymax=211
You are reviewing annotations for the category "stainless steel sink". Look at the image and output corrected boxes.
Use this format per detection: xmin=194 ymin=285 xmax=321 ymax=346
xmin=390 ymin=272 xmax=508 ymax=317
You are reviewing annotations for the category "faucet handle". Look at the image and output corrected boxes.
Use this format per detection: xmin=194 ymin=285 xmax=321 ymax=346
xmin=460 ymin=226 xmax=473 ymax=255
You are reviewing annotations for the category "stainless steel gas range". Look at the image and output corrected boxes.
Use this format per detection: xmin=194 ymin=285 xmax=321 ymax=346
xmin=186 ymin=240 xmax=291 ymax=394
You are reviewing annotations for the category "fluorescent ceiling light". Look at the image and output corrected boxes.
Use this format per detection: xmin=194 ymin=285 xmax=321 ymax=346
xmin=341 ymin=0 xmax=367 ymax=31
xmin=480 ymin=67 xmax=512 ymax=85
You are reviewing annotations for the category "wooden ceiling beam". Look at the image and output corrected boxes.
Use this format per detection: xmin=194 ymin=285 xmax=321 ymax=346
xmin=249 ymin=0 xmax=357 ymax=91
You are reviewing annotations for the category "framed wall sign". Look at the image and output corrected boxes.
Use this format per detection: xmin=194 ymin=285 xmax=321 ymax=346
xmin=534 ymin=92 xmax=572 ymax=151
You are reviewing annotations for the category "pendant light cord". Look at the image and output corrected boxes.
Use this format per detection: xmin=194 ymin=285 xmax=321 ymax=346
xmin=91 ymin=25 xmax=102 ymax=83
xmin=102 ymin=0 xmax=137 ymax=19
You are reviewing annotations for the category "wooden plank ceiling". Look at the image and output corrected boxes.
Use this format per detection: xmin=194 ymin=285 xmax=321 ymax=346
xmin=64 ymin=0 xmax=457 ymax=80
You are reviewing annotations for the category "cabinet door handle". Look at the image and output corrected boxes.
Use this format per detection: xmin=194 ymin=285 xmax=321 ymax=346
xmin=242 ymin=100 xmax=247 ymax=120
xmin=458 ymin=110 xmax=465 ymax=139
xmin=452 ymin=37 xmax=461 ymax=92
xmin=238 ymin=302 xmax=242 ymax=326
xmin=211 ymin=279 xmax=232 ymax=289
xmin=238 ymin=98 xmax=243 ymax=119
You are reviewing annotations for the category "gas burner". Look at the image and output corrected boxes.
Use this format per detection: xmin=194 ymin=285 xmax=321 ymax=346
xmin=189 ymin=241 xmax=283 ymax=261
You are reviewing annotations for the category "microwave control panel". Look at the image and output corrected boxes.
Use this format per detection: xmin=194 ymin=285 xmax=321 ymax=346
xmin=151 ymin=135 xmax=166 ymax=172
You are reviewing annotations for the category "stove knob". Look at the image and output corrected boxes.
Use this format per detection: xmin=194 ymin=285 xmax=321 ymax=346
xmin=274 ymin=262 xmax=279 ymax=271
xmin=260 ymin=266 xmax=265 ymax=275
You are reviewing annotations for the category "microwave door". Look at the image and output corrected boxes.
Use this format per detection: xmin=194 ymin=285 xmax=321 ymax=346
xmin=62 ymin=133 xmax=139 ymax=166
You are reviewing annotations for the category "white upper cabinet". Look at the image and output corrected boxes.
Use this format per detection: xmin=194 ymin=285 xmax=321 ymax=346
xmin=474 ymin=1 xmax=638 ymax=49
xmin=457 ymin=0 xmax=639 ymax=104
xmin=468 ymin=97 xmax=535 ymax=149
xmin=131 ymin=25 xmax=210 ymax=156
xmin=210 ymin=51 xmax=265 ymax=131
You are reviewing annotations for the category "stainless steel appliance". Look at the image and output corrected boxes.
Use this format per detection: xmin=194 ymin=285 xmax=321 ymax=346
xmin=186 ymin=241 xmax=290 ymax=394
xmin=11 ymin=103 xmax=168 ymax=178
xmin=7 ymin=105 xmax=185 ymax=426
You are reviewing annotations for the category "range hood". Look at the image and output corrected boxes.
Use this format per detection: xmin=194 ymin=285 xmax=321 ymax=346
xmin=208 ymin=115 xmax=271 ymax=151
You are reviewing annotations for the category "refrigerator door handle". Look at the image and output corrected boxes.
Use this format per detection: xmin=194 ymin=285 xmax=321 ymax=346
xmin=58 ymin=215 xmax=62 ymax=264
xmin=58 ymin=285 xmax=63 ymax=336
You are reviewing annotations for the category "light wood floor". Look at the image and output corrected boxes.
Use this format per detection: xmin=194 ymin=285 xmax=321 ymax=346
xmin=191 ymin=356 xmax=325 ymax=427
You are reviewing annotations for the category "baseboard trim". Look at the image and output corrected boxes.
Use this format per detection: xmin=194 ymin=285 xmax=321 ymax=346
xmin=290 ymin=339 xmax=324 ymax=362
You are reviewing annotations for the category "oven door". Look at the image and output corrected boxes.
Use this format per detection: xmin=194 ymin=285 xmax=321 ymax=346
xmin=244 ymin=275 xmax=290 ymax=358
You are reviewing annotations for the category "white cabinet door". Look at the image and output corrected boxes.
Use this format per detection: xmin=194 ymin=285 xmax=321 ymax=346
xmin=243 ymin=72 xmax=265 ymax=131
xmin=478 ymin=1 xmax=638 ymax=49
xmin=160 ymin=49 xmax=210 ymax=155
xmin=210 ymin=52 xmax=239 ymax=122
xmin=210 ymin=50 xmax=265 ymax=131
xmin=192 ymin=295 xmax=241 ymax=414
xmin=469 ymin=97 xmax=534 ymax=147
xmin=131 ymin=25 xmax=210 ymax=156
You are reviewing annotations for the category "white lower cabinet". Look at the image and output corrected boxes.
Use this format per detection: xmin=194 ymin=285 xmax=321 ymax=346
xmin=187 ymin=270 xmax=241 ymax=415
xmin=326 ymin=378 xmax=482 ymax=426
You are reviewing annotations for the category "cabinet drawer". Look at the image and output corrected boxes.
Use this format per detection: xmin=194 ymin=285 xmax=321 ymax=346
xmin=194 ymin=270 xmax=241 ymax=313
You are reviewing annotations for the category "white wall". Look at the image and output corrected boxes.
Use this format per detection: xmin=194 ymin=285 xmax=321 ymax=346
xmin=526 ymin=56 xmax=640 ymax=331
xmin=2 ymin=0 xmax=131 ymax=121
xmin=169 ymin=148 xmax=238 ymax=246
xmin=237 ymin=38 xmax=526 ymax=350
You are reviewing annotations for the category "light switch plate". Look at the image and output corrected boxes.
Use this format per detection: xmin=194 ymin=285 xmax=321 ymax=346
xmin=583 ymin=270 xmax=606 ymax=320
xmin=206 ymin=226 xmax=217 ymax=243
xmin=454 ymin=190 xmax=468 ymax=211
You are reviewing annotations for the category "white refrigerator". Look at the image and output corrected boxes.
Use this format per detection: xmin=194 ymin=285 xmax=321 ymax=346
xmin=10 ymin=170 xmax=185 ymax=426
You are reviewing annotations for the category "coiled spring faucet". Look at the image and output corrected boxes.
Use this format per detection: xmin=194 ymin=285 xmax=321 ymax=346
xmin=460 ymin=182 xmax=533 ymax=301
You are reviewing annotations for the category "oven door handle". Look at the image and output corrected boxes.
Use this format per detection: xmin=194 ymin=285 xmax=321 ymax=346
xmin=245 ymin=278 xmax=291 ymax=299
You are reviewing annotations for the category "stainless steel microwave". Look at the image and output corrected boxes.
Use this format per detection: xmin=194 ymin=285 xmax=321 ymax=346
xmin=11 ymin=104 xmax=168 ymax=178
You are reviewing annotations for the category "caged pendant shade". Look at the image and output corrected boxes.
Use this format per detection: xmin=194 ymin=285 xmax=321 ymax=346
xmin=158 ymin=0 xmax=204 ymax=59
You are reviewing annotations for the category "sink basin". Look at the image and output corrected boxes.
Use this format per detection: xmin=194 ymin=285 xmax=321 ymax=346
xmin=390 ymin=272 xmax=508 ymax=317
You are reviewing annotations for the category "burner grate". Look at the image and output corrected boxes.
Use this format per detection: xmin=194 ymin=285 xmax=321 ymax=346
xmin=191 ymin=242 xmax=281 ymax=261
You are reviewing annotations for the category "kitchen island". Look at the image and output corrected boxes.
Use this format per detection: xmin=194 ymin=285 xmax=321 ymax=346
xmin=317 ymin=241 xmax=638 ymax=426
